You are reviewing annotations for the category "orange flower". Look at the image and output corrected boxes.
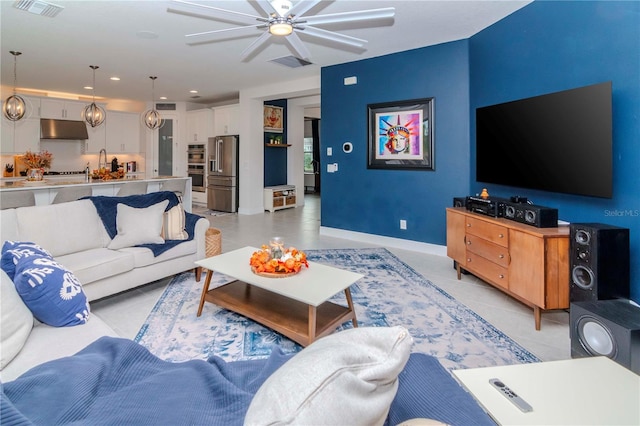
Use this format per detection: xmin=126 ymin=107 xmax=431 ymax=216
xmin=249 ymin=246 xmax=309 ymax=275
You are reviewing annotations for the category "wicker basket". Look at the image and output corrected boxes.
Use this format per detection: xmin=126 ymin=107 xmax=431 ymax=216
xmin=205 ymin=227 xmax=222 ymax=257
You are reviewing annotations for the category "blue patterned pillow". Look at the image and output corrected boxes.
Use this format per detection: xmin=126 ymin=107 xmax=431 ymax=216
xmin=1 ymin=241 xmax=52 ymax=280
xmin=13 ymin=255 xmax=90 ymax=327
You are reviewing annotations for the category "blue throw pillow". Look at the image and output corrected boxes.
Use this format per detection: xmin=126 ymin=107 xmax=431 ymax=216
xmin=1 ymin=241 xmax=52 ymax=280
xmin=13 ymin=255 xmax=90 ymax=327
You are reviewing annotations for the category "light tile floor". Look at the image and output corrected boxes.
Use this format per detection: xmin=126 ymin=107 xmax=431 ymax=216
xmin=92 ymin=194 xmax=571 ymax=362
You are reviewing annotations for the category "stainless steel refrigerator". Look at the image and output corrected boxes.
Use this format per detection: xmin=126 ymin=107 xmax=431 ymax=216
xmin=207 ymin=135 xmax=239 ymax=212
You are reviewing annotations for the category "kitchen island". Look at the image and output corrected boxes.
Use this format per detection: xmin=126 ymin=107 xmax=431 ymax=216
xmin=0 ymin=176 xmax=193 ymax=211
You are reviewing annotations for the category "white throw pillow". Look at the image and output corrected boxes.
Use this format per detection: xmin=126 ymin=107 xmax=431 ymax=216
xmin=0 ymin=269 xmax=34 ymax=369
xmin=244 ymin=326 xmax=413 ymax=426
xmin=107 ymin=200 xmax=169 ymax=250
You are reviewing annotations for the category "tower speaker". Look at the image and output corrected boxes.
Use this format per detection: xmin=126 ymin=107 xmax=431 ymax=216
xmin=569 ymin=223 xmax=630 ymax=302
xmin=570 ymin=299 xmax=640 ymax=374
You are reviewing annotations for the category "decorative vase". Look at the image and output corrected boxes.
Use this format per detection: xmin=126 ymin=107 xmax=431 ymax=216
xmin=27 ymin=168 xmax=44 ymax=181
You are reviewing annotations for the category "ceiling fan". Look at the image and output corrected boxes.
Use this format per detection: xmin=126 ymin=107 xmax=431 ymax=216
xmin=167 ymin=0 xmax=395 ymax=61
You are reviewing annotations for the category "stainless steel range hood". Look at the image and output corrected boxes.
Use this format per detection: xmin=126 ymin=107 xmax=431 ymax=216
xmin=40 ymin=119 xmax=89 ymax=140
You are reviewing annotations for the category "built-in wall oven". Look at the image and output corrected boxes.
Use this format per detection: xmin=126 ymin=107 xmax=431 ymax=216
xmin=187 ymin=144 xmax=205 ymax=192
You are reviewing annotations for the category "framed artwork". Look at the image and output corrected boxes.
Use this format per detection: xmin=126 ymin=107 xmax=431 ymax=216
xmin=367 ymin=98 xmax=434 ymax=170
xmin=264 ymin=105 xmax=284 ymax=133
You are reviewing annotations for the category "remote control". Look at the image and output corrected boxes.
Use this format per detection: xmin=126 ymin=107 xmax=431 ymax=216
xmin=489 ymin=378 xmax=533 ymax=413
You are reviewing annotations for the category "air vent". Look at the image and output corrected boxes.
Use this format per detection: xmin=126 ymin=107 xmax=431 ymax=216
xmin=156 ymin=103 xmax=176 ymax=111
xmin=13 ymin=0 xmax=64 ymax=17
xmin=269 ymin=55 xmax=313 ymax=68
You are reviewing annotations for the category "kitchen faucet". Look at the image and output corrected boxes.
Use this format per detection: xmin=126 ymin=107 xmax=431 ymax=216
xmin=98 ymin=148 xmax=107 ymax=171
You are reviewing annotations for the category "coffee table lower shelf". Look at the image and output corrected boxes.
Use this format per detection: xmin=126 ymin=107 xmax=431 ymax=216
xmin=198 ymin=280 xmax=357 ymax=347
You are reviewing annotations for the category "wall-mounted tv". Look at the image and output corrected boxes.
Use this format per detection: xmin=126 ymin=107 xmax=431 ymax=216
xmin=476 ymin=81 xmax=612 ymax=198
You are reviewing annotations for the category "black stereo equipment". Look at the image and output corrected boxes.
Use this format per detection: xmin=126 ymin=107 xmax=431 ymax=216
xmin=453 ymin=197 xmax=467 ymax=208
xmin=502 ymin=202 xmax=558 ymax=228
xmin=569 ymin=223 xmax=630 ymax=302
xmin=465 ymin=196 xmax=506 ymax=218
xmin=570 ymin=300 xmax=640 ymax=374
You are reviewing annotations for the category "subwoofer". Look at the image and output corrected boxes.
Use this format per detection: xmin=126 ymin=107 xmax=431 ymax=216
xmin=570 ymin=299 xmax=640 ymax=374
xmin=569 ymin=223 xmax=630 ymax=302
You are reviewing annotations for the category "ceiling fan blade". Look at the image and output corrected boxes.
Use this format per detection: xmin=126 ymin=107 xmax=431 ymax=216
xmin=185 ymin=25 xmax=263 ymax=42
xmin=287 ymin=0 xmax=322 ymax=19
xmin=284 ymin=32 xmax=312 ymax=60
xmin=254 ymin=0 xmax=278 ymax=17
xmin=168 ymin=0 xmax=265 ymax=26
xmin=300 ymin=7 xmax=395 ymax=26
xmin=298 ymin=26 xmax=367 ymax=48
xmin=240 ymin=31 xmax=273 ymax=61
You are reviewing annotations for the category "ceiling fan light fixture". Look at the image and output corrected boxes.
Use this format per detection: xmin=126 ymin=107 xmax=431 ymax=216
xmin=269 ymin=19 xmax=293 ymax=36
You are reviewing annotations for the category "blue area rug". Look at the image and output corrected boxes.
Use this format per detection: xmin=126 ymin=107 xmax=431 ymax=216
xmin=135 ymin=248 xmax=539 ymax=370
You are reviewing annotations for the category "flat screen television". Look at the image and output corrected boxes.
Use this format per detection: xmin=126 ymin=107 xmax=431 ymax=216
xmin=476 ymin=81 xmax=613 ymax=198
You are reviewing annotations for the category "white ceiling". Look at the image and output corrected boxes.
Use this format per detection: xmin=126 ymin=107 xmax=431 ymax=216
xmin=1 ymin=0 xmax=530 ymax=106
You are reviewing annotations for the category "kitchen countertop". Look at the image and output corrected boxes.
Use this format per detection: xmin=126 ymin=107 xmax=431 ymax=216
xmin=0 ymin=176 xmax=185 ymax=191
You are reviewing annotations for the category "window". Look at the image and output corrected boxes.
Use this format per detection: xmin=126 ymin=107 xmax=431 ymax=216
xmin=304 ymin=137 xmax=314 ymax=173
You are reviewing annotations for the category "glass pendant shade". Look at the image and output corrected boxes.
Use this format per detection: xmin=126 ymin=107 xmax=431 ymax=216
xmin=3 ymin=51 xmax=26 ymax=122
xmin=84 ymin=65 xmax=106 ymax=127
xmin=3 ymin=94 xmax=26 ymax=121
xmin=143 ymin=76 xmax=164 ymax=130
xmin=143 ymin=108 xmax=164 ymax=130
xmin=84 ymin=102 xmax=106 ymax=127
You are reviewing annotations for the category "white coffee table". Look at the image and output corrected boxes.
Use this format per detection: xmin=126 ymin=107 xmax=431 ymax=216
xmin=453 ymin=356 xmax=640 ymax=425
xmin=195 ymin=246 xmax=364 ymax=346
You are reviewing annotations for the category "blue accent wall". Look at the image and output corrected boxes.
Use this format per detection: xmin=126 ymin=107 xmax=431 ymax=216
xmin=320 ymin=1 xmax=639 ymax=302
xmin=321 ymin=40 xmax=471 ymax=244
xmin=470 ymin=1 xmax=640 ymax=302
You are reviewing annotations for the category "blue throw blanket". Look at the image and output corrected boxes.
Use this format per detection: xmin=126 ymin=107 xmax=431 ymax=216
xmin=1 ymin=337 xmax=494 ymax=425
xmin=84 ymin=192 xmax=202 ymax=256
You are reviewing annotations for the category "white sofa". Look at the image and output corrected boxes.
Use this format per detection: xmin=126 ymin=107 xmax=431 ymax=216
xmin=0 ymin=194 xmax=210 ymax=381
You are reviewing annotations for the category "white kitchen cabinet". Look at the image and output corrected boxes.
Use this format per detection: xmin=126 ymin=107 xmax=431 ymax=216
xmin=186 ymin=109 xmax=213 ymax=142
xmin=1 ymin=117 xmax=40 ymax=153
xmin=84 ymin=124 xmax=106 ymax=153
xmin=105 ymin=111 xmax=141 ymax=153
xmin=40 ymin=98 xmax=86 ymax=120
xmin=213 ymin=104 xmax=239 ymax=136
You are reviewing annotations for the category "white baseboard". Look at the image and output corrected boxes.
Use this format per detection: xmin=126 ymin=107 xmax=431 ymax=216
xmin=319 ymin=226 xmax=447 ymax=257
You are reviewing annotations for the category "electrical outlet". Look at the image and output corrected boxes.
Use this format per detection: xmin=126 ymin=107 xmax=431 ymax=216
xmin=400 ymin=219 xmax=407 ymax=230
xmin=327 ymin=147 xmax=333 ymax=156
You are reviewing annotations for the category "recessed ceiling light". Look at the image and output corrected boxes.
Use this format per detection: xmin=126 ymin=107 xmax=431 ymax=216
xmin=84 ymin=86 xmax=92 ymax=90
xmin=159 ymin=96 xmax=167 ymax=100
xmin=189 ymin=90 xmax=198 ymax=94
xmin=110 ymin=76 xmax=120 ymax=81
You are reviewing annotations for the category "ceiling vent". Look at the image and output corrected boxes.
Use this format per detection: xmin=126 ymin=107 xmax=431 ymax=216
xmin=156 ymin=103 xmax=176 ymax=111
xmin=13 ymin=0 xmax=64 ymax=17
xmin=269 ymin=56 xmax=313 ymax=69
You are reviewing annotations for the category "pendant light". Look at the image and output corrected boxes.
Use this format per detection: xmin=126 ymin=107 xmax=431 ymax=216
xmin=2 ymin=51 xmax=27 ymax=121
xmin=83 ymin=65 xmax=106 ymax=127
xmin=142 ymin=76 xmax=164 ymax=130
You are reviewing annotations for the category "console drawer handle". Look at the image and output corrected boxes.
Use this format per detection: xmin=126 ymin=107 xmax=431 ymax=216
xmin=498 ymin=233 xmax=504 ymax=238
xmin=499 ymin=254 xmax=504 ymax=259
xmin=467 ymin=223 xmax=471 ymax=227
xmin=467 ymin=258 xmax=471 ymax=263
xmin=499 ymin=274 xmax=505 ymax=279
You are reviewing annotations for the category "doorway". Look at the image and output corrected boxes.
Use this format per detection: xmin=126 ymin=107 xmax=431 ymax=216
xmin=152 ymin=114 xmax=178 ymax=177
xmin=304 ymin=117 xmax=320 ymax=194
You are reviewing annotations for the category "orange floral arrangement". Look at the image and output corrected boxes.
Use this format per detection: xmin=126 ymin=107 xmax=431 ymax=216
xmin=22 ymin=150 xmax=53 ymax=170
xmin=250 ymin=245 xmax=308 ymax=274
